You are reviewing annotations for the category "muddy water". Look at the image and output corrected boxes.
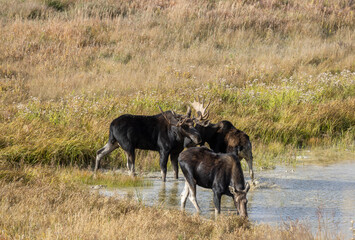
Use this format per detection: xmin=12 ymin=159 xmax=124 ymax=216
xmin=100 ymin=159 xmax=355 ymax=238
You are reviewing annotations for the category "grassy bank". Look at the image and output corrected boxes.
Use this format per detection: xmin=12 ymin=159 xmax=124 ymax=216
xmin=0 ymin=0 xmax=354 ymax=170
xmin=0 ymin=164 xmax=343 ymax=240
xmin=0 ymin=74 xmax=353 ymax=170
xmin=0 ymin=164 xmax=149 ymax=188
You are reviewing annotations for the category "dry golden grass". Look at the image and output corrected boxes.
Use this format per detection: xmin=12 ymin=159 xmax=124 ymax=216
xmin=0 ymin=0 xmax=354 ymax=99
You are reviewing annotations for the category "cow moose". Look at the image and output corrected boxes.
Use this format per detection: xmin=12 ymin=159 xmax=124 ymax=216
xmin=179 ymin=146 xmax=250 ymax=217
xmin=185 ymin=99 xmax=255 ymax=181
xmin=94 ymin=106 xmax=202 ymax=182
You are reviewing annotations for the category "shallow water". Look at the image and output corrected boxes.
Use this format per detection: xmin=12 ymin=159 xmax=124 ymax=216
xmin=100 ymin=159 xmax=355 ymax=238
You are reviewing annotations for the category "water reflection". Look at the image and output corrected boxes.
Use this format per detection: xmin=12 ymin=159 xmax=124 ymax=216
xmin=158 ymin=181 xmax=179 ymax=206
xmin=158 ymin=182 xmax=166 ymax=204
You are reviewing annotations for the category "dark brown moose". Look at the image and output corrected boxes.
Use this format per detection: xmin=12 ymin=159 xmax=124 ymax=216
xmin=179 ymin=146 xmax=250 ymax=217
xmin=94 ymin=106 xmax=201 ymax=182
xmin=185 ymin=98 xmax=255 ymax=181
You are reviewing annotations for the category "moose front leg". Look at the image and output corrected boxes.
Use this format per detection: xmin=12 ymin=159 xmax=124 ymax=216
xmin=159 ymin=150 xmax=169 ymax=182
xmin=245 ymin=157 xmax=254 ymax=183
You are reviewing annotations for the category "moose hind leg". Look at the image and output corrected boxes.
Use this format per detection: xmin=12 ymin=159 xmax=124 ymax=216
xmin=125 ymin=150 xmax=136 ymax=176
xmin=181 ymin=181 xmax=189 ymax=210
xmin=187 ymin=182 xmax=200 ymax=213
xmin=95 ymin=142 xmax=119 ymax=172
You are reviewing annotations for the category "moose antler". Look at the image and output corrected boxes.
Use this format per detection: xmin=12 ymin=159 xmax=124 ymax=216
xmin=158 ymin=105 xmax=171 ymax=125
xmin=185 ymin=106 xmax=192 ymax=118
xmin=176 ymin=117 xmax=188 ymax=127
xmin=229 ymin=182 xmax=250 ymax=196
xmin=191 ymin=97 xmax=210 ymax=121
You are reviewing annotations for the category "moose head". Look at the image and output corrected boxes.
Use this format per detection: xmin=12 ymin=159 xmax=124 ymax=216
xmin=229 ymin=182 xmax=250 ymax=218
xmin=158 ymin=105 xmax=201 ymax=145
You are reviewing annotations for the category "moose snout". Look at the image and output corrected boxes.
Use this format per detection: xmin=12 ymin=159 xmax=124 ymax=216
xmin=236 ymin=205 xmax=248 ymax=218
xmin=184 ymin=138 xmax=197 ymax=148
xmin=241 ymin=210 xmax=248 ymax=218
xmin=191 ymin=132 xmax=202 ymax=145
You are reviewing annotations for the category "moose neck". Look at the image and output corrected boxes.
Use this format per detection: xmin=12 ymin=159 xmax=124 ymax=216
xmin=198 ymin=123 xmax=218 ymax=142
xmin=230 ymin=158 xmax=245 ymax=191
xmin=171 ymin=125 xmax=184 ymax=143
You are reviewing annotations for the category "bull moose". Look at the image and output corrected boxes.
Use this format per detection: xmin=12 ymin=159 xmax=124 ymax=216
xmin=185 ymin=99 xmax=255 ymax=181
xmin=179 ymin=146 xmax=250 ymax=217
xmin=94 ymin=106 xmax=201 ymax=182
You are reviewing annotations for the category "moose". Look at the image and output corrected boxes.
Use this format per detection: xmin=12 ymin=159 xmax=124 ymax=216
xmin=94 ymin=106 xmax=202 ymax=182
xmin=185 ymin=99 xmax=255 ymax=181
xmin=179 ymin=146 xmax=250 ymax=217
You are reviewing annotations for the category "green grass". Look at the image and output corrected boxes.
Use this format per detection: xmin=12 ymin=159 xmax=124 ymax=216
xmin=61 ymin=169 xmax=152 ymax=188
xmin=1 ymin=71 xmax=353 ymax=170
xmin=0 ymin=164 xmax=150 ymax=188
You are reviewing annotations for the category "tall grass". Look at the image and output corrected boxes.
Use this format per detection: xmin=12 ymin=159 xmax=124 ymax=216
xmin=0 ymin=0 xmax=354 ymax=169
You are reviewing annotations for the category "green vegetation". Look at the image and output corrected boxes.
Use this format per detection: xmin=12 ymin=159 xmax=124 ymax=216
xmin=75 ymin=170 xmax=151 ymax=188
xmin=0 ymin=164 xmax=149 ymax=188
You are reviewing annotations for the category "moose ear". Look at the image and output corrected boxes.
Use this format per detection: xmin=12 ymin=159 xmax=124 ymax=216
xmin=235 ymin=145 xmax=243 ymax=154
xmin=186 ymin=106 xmax=191 ymax=118
xmin=229 ymin=186 xmax=236 ymax=194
